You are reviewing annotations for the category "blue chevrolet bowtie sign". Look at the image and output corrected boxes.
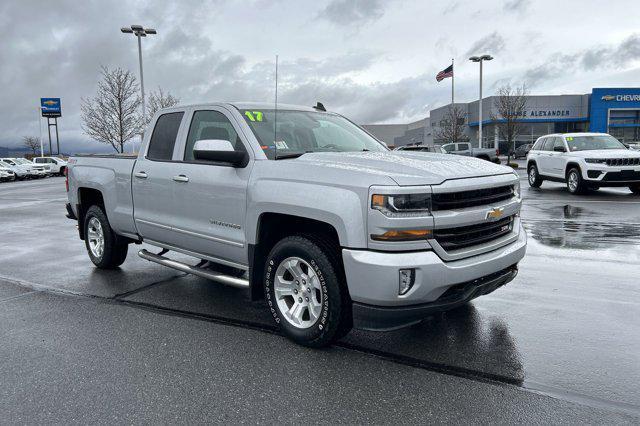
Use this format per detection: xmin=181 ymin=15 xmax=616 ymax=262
xmin=41 ymin=98 xmax=62 ymax=118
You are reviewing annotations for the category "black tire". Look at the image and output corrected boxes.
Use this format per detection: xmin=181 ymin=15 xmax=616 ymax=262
xmin=630 ymin=184 xmax=640 ymax=195
xmin=264 ymin=235 xmax=352 ymax=347
xmin=527 ymin=163 xmax=543 ymax=188
xmin=478 ymin=155 xmax=490 ymax=162
xmin=566 ymin=167 xmax=587 ymax=195
xmin=83 ymin=205 xmax=128 ymax=269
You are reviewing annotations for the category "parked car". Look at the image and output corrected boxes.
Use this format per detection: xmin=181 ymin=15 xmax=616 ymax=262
xmin=527 ymin=133 xmax=640 ymax=194
xmin=32 ymin=156 xmax=67 ymax=175
xmin=514 ymin=143 xmax=533 ymax=159
xmin=66 ymin=102 xmax=527 ymax=347
xmin=441 ymin=142 xmax=500 ymax=163
xmin=0 ymin=166 xmax=16 ymax=181
xmin=0 ymin=159 xmax=31 ymax=180
xmin=10 ymin=158 xmax=48 ymax=178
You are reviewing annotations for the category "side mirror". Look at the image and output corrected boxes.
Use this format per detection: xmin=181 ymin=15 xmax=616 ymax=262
xmin=193 ymin=139 xmax=247 ymax=167
xmin=553 ymin=145 xmax=566 ymax=153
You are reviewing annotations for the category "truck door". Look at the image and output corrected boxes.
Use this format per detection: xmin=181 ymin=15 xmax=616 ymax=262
xmin=132 ymin=111 xmax=187 ymax=245
xmin=169 ymin=107 xmax=251 ymax=266
xmin=455 ymin=142 xmax=471 ymax=156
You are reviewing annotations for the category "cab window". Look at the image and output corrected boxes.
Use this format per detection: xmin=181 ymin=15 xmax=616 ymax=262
xmin=147 ymin=112 xmax=184 ymax=161
xmin=184 ymin=110 xmax=245 ymax=162
xmin=457 ymin=143 xmax=470 ymax=150
xmin=442 ymin=144 xmax=455 ymax=152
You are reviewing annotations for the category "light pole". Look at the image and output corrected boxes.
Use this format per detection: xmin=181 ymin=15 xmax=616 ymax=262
xmin=121 ymin=25 xmax=156 ymax=124
xmin=469 ymin=54 xmax=493 ymax=148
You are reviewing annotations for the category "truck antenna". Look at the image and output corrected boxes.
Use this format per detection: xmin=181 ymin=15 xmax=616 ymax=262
xmin=274 ymin=54 xmax=278 ymax=158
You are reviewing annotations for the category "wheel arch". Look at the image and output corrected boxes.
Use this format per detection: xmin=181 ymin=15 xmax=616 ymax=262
xmin=565 ymin=162 xmax=582 ymax=177
xmin=77 ymin=187 xmax=105 ymax=240
xmin=248 ymin=212 xmax=343 ymax=301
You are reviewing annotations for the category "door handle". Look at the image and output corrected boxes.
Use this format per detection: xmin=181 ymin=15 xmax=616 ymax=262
xmin=173 ymin=174 xmax=189 ymax=183
xmin=134 ymin=171 xmax=148 ymax=179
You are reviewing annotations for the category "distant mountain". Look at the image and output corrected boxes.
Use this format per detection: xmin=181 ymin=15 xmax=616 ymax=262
xmin=0 ymin=146 xmax=31 ymax=157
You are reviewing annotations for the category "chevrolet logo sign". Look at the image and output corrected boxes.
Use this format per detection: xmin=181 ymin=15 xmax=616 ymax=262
xmin=486 ymin=207 xmax=504 ymax=220
xmin=42 ymin=100 xmax=58 ymax=106
xmin=601 ymin=95 xmax=615 ymax=101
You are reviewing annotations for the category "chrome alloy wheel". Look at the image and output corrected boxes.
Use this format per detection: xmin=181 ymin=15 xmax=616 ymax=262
xmin=528 ymin=167 xmax=537 ymax=185
xmin=568 ymin=171 xmax=579 ymax=192
xmin=87 ymin=217 xmax=105 ymax=259
xmin=274 ymin=257 xmax=324 ymax=329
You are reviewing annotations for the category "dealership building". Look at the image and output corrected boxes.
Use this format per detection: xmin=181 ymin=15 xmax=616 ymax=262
xmin=364 ymin=88 xmax=640 ymax=152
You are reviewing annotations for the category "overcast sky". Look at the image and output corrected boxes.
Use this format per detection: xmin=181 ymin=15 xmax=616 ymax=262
xmin=2 ymin=0 xmax=640 ymax=153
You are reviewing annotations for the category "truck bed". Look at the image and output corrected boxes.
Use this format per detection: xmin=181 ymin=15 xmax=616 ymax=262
xmin=67 ymin=155 xmax=138 ymax=239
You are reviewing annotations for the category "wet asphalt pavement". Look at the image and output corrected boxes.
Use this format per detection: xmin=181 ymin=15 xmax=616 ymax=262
xmin=1 ymin=175 xmax=639 ymax=423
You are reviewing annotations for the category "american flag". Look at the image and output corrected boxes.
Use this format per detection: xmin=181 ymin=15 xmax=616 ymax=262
xmin=436 ymin=64 xmax=453 ymax=82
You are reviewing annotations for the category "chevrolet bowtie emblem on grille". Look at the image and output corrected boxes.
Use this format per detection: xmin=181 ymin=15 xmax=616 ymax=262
xmin=486 ymin=207 xmax=504 ymax=220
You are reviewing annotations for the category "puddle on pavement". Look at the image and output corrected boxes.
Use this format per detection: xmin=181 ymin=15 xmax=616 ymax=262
xmin=523 ymin=204 xmax=640 ymax=249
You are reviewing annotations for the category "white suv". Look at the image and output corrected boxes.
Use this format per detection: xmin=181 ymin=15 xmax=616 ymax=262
xmin=527 ymin=133 xmax=640 ymax=195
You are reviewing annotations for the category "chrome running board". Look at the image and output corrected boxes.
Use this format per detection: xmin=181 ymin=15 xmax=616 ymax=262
xmin=138 ymin=249 xmax=249 ymax=289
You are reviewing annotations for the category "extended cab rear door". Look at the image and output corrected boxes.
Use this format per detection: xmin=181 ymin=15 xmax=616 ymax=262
xmin=132 ymin=110 xmax=188 ymax=246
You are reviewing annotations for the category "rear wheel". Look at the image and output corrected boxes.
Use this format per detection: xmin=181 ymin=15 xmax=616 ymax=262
xmin=264 ymin=235 xmax=352 ymax=347
xmin=566 ymin=168 xmax=587 ymax=195
xmin=630 ymin=184 xmax=640 ymax=195
xmin=84 ymin=205 xmax=128 ymax=268
xmin=527 ymin=164 xmax=543 ymax=188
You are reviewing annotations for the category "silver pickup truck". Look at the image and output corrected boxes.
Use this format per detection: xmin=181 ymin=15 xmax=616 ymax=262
xmin=66 ymin=102 xmax=526 ymax=347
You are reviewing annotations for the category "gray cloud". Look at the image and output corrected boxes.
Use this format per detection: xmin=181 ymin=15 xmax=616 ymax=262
xmin=503 ymin=0 xmax=529 ymax=13
xmin=465 ymin=32 xmax=506 ymax=57
xmin=524 ymin=33 xmax=640 ymax=87
xmin=318 ymin=0 xmax=387 ymax=27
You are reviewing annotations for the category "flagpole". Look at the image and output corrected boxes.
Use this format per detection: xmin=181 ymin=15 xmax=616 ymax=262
xmin=451 ymin=58 xmax=454 ymax=107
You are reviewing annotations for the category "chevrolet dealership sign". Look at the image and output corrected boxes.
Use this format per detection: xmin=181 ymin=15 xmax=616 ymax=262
xmin=601 ymin=94 xmax=640 ymax=102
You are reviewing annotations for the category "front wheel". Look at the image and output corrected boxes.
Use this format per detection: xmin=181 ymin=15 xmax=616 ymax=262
xmin=84 ymin=205 xmax=128 ymax=268
xmin=566 ymin=168 xmax=587 ymax=195
xmin=264 ymin=235 xmax=352 ymax=347
xmin=528 ymin=164 xmax=543 ymax=188
xmin=630 ymin=184 xmax=640 ymax=195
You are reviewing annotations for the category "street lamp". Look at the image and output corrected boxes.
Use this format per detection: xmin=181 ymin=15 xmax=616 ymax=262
xmin=121 ymin=25 xmax=157 ymax=124
xmin=469 ymin=54 xmax=493 ymax=149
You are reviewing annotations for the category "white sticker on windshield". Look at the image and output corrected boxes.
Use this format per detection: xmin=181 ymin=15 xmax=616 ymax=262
xmin=275 ymin=140 xmax=289 ymax=149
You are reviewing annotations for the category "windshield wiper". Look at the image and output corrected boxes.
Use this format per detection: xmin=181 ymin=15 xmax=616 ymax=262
xmin=275 ymin=151 xmax=308 ymax=160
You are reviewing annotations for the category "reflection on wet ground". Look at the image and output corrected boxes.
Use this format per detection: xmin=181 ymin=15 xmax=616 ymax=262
xmin=523 ymin=204 xmax=640 ymax=249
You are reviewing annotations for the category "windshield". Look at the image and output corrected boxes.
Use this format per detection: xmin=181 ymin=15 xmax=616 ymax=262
xmin=240 ymin=109 xmax=387 ymax=159
xmin=14 ymin=159 xmax=30 ymax=164
xmin=566 ymin=135 xmax=627 ymax=151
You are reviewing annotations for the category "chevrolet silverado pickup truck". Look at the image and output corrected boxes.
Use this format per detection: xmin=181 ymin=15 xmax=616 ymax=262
xmin=66 ymin=102 xmax=527 ymax=347
xmin=440 ymin=142 xmax=500 ymax=163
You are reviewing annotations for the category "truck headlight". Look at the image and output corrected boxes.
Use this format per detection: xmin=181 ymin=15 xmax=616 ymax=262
xmin=585 ymin=158 xmax=607 ymax=164
xmin=514 ymin=180 xmax=521 ymax=199
xmin=371 ymin=193 xmax=431 ymax=217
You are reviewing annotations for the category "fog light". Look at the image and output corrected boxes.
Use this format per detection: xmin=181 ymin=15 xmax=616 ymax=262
xmin=399 ymin=269 xmax=415 ymax=295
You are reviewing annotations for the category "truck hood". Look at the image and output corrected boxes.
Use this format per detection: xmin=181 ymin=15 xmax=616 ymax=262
xmin=295 ymin=151 xmax=513 ymax=186
xmin=567 ymin=149 xmax=640 ymax=159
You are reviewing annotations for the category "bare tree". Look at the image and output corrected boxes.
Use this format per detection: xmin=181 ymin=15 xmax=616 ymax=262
xmin=81 ymin=66 xmax=142 ymax=153
xmin=434 ymin=106 xmax=469 ymax=143
xmin=146 ymin=87 xmax=180 ymax=125
xmin=22 ymin=136 xmax=40 ymax=155
xmin=491 ymin=83 xmax=528 ymax=164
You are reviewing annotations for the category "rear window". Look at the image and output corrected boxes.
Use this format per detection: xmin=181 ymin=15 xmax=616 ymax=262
xmin=147 ymin=112 xmax=184 ymax=161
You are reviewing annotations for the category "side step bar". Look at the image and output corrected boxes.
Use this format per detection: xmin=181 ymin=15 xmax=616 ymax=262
xmin=138 ymin=249 xmax=249 ymax=289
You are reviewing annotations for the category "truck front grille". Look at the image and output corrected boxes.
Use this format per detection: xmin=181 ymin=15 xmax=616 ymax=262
xmin=605 ymin=158 xmax=640 ymax=166
xmin=431 ymin=185 xmax=515 ymax=211
xmin=433 ymin=215 xmax=514 ymax=250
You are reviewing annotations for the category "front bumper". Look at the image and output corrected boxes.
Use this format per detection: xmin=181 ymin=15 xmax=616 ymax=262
xmin=352 ymin=265 xmax=518 ymax=331
xmin=342 ymin=223 xmax=527 ymax=330
xmin=583 ymin=165 xmax=640 ymax=186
